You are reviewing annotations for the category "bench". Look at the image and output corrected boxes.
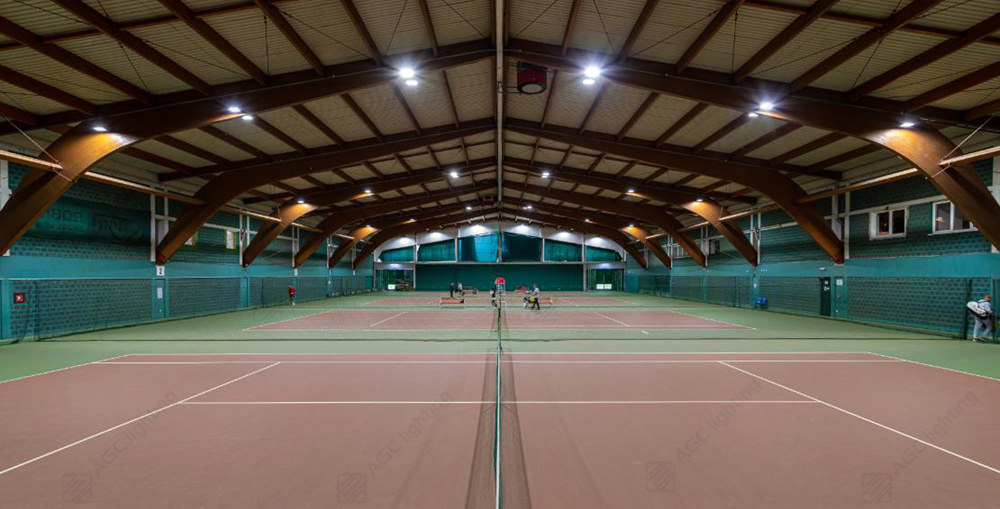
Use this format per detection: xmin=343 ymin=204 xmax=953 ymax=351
xmin=521 ymin=296 xmax=553 ymax=308
xmin=439 ymin=297 xmax=465 ymax=306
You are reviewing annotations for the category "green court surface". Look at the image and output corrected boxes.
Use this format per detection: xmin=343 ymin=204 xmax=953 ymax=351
xmin=4 ymin=292 xmax=999 ymax=384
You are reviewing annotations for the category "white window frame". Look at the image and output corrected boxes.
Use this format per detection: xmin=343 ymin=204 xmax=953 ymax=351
xmin=869 ymin=208 xmax=907 ymax=240
xmin=931 ymin=201 xmax=976 ymax=235
xmin=225 ymin=229 xmax=237 ymax=250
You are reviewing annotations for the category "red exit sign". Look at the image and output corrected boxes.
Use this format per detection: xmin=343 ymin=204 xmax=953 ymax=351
xmin=13 ymin=292 xmax=26 ymax=304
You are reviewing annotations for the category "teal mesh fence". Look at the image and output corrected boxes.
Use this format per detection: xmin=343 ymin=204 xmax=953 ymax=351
xmin=168 ymin=278 xmax=242 ymax=318
xmin=250 ymin=276 xmax=294 ymax=307
xmin=847 ymin=277 xmax=990 ymax=337
xmin=297 ymin=276 xmax=330 ymax=301
xmin=9 ymin=279 xmax=152 ymax=340
xmin=636 ymin=275 xmax=670 ymax=296
xmin=672 ymin=276 xmax=704 ymax=301
xmin=759 ymin=277 xmax=821 ymax=315
xmin=330 ymin=275 xmax=370 ymax=296
xmin=705 ymin=276 xmax=752 ymax=308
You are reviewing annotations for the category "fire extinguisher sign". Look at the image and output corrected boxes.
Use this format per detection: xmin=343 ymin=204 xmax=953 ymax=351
xmin=13 ymin=292 xmax=26 ymax=304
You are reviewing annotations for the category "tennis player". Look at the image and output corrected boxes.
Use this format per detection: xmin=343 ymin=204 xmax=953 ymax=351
xmin=530 ymin=284 xmax=541 ymax=311
xmin=288 ymin=285 xmax=296 ymax=307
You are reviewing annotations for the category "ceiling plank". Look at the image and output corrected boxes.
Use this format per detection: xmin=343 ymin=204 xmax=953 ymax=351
xmin=618 ymin=0 xmax=660 ymax=60
xmin=789 ymin=0 xmax=945 ymax=92
xmin=692 ymin=113 xmax=750 ymax=153
xmin=907 ymin=61 xmax=1000 ymax=110
xmin=253 ymin=0 xmax=325 ymax=75
xmin=416 ymin=0 xmax=439 ymax=56
xmin=254 ymin=117 xmax=308 ymax=153
xmin=732 ymin=123 xmax=801 ymax=157
xmin=159 ymin=0 xmax=268 ymax=85
xmin=0 ymin=16 xmax=153 ymax=104
xmin=0 ymin=65 xmax=96 ymax=114
xmin=561 ymin=0 xmax=583 ymax=55
xmin=656 ymin=103 xmax=708 ymax=146
xmin=617 ymin=92 xmax=658 ymax=140
xmin=734 ymin=0 xmax=838 ymax=83
xmin=342 ymin=94 xmax=384 ymax=141
xmin=50 ymin=0 xmax=212 ymax=94
xmin=293 ymin=104 xmax=344 ymax=145
xmin=339 ymin=0 xmax=383 ymax=64
xmin=769 ymin=132 xmax=844 ymax=163
xmin=676 ymin=0 xmax=745 ymax=74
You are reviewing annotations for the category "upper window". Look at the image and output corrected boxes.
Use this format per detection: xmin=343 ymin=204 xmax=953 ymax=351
xmin=933 ymin=202 xmax=974 ymax=233
xmin=871 ymin=209 xmax=906 ymax=239
xmin=225 ymin=230 xmax=237 ymax=250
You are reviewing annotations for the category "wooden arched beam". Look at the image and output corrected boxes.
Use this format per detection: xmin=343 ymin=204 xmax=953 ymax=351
xmin=505 ymin=160 xmax=757 ymax=265
xmin=504 ymin=181 xmax=704 ymax=267
xmin=510 ymin=208 xmax=662 ymax=269
xmin=329 ymin=204 xmax=479 ymax=268
xmin=294 ymin=184 xmax=491 ymax=268
xmin=0 ymin=49 xmax=490 ymax=255
xmin=512 ymin=52 xmax=1000 ymax=253
xmin=507 ymin=121 xmax=843 ymax=263
xmin=243 ymin=168 xmax=492 ymax=266
xmin=353 ymin=209 xmax=495 ymax=269
xmin=156 ymin=121 xmax=493 ymax=264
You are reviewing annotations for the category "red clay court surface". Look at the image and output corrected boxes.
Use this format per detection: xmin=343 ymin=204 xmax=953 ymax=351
xmin=249 ymin=309 xmax=745 ymax=331
xmin=2 ymin=352 xmax=999 ymax=507
xmin=368 ymin=296 xmax=631 ymax=307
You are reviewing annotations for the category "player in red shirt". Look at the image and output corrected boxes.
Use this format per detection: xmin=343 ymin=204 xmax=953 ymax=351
xmin=288 ymin=285 xmax=297 ymax=307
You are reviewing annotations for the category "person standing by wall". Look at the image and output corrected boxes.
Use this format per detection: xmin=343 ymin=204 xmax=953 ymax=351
xmin=449 ymin=282 xmax=455 ymax=298
xmin=971 ymin=295 xmax=993 ymax=342
xmin=288 ymin=285 xmax=297 ymax=307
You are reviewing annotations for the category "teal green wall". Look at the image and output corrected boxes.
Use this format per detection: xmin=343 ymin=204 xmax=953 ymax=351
xmin=416 ymin=264 xmax=584 ymax=291
xmin=0 ymin=163 xmax=371 ymax=340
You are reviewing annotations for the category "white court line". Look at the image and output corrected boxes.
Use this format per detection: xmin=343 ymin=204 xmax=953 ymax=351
xmin=181 ymin=400 xmax=819 ymax=405
xmin=0 ymin=354 xmax=130 ymax=385
xmin=116 ymin=351 xmax=881 ymax=356
xmin=242 ymin=308 xmax=338 ymax=332
xmin=864 ymin=351 xmax=1000 ymax=383
xmin=93 ymin=359 xmax=901 ymax=365
xmin=0 ymin=362 xmax=280 ymax=477
xmin=367 ymin=311 xmax=408 ymax=328
xmin=718 ymin=361 xmax=1000 ymax=476
xmin=592 ymin=311 xmax=631 ymax=327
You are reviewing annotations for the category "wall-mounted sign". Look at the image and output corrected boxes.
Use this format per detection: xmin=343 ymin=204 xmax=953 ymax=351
xmin=13 ymin=292 xmax=26 ymax=304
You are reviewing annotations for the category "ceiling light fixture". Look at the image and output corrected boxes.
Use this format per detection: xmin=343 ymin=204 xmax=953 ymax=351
xmin=899 ymin=120 xmax=916 ymax=128
xmin=399 ymin=67 xmax=416 ymax=79
xmin=92 ymin=125 xmax=108 ymax=132
xmin=583 ymin=65 xmax=601 ymax=78
xmin=227 ymin=105 xmax=242 ymax=113
xmin=758 ymin=101 xmax=775 ymax=112
xmin=241 ymin=114 xmax=254 ymax=121
xmin=748 ymin=112 xmax=759 ymax=118
xmin=405 ymin=79 xmax=418 ymax=87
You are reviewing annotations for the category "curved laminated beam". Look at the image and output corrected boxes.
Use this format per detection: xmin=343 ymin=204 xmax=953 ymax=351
xmin=507 ymin=122 xmax=843 ymax=263
xmin=327 ymin=226 xmax=377 ymax=269
xmin=513 ymin=206 xmax=664 ymax=269
xmin=505 ymin=158 xmax=757 ymax=265
xmin=504 ymin=181 xmax=704 ymax=266
xmin=353 ymin=209 xmax=492 ymax=269
xmin=243 ymin=166 xmax=492 ymax=266
xmin=510 ymin=52 xmax=1000 ymax=253
xmin=293 ymin=184 xmax=491 ymax=267
xmin=157 ymin=122 xmax=493 ymax=264
xmin=331 ymin=203 xmax=476 ymax=268
xmin=0 ymin=49 xmax=491 ymax=255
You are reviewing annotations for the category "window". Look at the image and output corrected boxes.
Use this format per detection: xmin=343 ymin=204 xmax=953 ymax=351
xmin=225 ymin=230 xmax=237 ymax=250
xmin=870 ymin=208 xmax=906 ymax=239
xmin=184 ymin=232 xmax=197 ymax=246
xmin=933 ymin=201 xmax=974 ymax=233
xmin=707 ymin=238 xmax=721 ymax=255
